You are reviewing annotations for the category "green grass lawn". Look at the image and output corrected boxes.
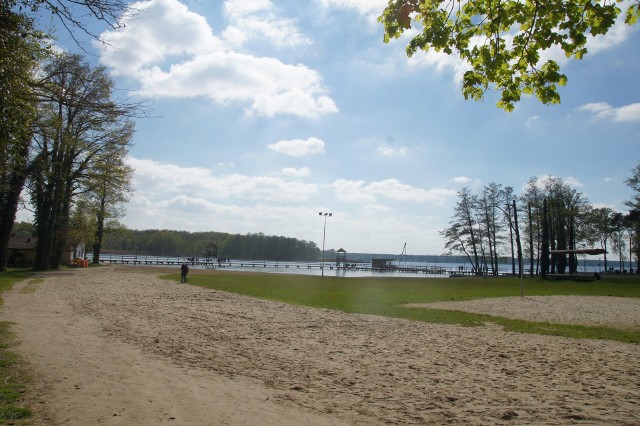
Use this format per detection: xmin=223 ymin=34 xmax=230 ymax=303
xmin=164 ymin=272 xmax=640 ymax=344
xmin=0 ymin=269 xmax=34 ymax=424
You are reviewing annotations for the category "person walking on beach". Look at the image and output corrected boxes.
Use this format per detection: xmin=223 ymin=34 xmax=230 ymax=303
xmin=180 ymin=262 xmax=189 ymax=283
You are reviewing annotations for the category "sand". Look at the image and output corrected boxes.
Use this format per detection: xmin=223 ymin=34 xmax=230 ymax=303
xmin=2 ymin=266 xmax=639 ymax=425
xmin=412 ymin=296 xmax=640 ymax=330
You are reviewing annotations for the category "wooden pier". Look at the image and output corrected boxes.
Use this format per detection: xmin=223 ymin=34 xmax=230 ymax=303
xmin=546 ymin=273 xmax=599 ymax=282
xmin=93 ymin=255 xmax=498 ymax=276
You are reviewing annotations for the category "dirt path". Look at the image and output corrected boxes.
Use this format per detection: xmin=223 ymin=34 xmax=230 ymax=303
xmin=2 ymin=268 xmax=344 ymax=425
xmin=2 ymin=266 xmax=639 ymax=424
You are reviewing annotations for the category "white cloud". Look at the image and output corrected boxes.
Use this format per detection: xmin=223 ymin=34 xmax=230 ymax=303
xmin=331 ymin=179 xmax=376 ymax=204
xmin=98 ymin=0 xmax=220 ymax=75
xmin=407 ymin=47 xmax=471 ymax=84
xmin=578 ymin=102 xmax=640 ymax=123
xmin=586 ymin=9 xmax=635 ymax=55
xmin=538 ymin=15 xmax=633 ymax=67
xmin=317 ymin=0 xmax=388 ymax=18
xmin=223 ymin=0 xmax=310 ymax=48
xmin=128 ymin=157 xmax=317 ymax=202
xmin=224 ymin=0 xmax=273 ymax=17
xmin=376 ymin=145 xmax=408 ymax=157
xmin=331 ymin=178 xmax=456 ymax=204
xmin=125 ymin=192 xmax=321 ymax=238
xmin=281 ymin=167 xmax=311 ymax=177
xmin=536 ymin=175 xmax=584 ymax=189
xmin=612 ymin=104 xmax=640 ymax=122
xmin=268 ymin=137 xmax=326 ymax=156
xmin=97 ymin=0 xmax=336 ymax=118
xmin=525 ymin=115 xmax=539 ymax=126
xmin=564 ymin=176 xmax=584 ymax=188
xmin=452 ymin=176 xmax=472 ymax=184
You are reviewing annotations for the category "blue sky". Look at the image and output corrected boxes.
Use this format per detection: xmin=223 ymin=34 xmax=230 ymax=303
xmin=33 ymin=0 xmax=640 ymax=255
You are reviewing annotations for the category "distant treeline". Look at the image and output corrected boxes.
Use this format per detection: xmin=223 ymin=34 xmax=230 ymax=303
xmin=101 ymin=229 xmax=321 ymax=261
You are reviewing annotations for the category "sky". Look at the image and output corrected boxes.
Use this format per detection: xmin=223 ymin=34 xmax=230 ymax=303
xmin=25 ymin=0 xmax=640 ymax=256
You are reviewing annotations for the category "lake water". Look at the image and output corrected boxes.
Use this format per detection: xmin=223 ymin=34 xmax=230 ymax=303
xmin=95 ymin=254 xmax=611 ymax=279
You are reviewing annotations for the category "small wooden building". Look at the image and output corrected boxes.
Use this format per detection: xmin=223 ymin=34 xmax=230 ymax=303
xmin=205 ymin=243 xmax=218 ymax=259
xmin=7 ymin=235 xmax=82 ymax=267
xmin=7 ymin=236 xmax=38 ymax=266
xmin=372 ymin=258 xmax=396 ymax=270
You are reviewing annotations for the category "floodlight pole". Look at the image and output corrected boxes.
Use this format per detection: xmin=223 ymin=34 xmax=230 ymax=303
xmin=319 ymin=212 xmax=332 ymax=277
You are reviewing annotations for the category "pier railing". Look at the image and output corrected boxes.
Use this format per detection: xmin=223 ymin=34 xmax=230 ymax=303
xmin=91 ymin=254 xmax=505 ymax=275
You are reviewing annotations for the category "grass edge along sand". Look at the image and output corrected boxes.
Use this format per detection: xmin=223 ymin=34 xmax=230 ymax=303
xmin=164 ymin=271 xmax=640 ymax=344
xmin=0 ymin=270 xmax=35 ymax=424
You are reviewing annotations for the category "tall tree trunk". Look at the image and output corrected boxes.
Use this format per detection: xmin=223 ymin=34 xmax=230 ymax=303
xmin=483 ymin=210 xmax=496 ymax=275
xmin=507 ymin=201 xmax=516 ymax=275
xmin=50 ymin=180 xmax=73 ymax=269
xmin=541 ymin=199 xmax=550 ymax=278
xmin=549 ymin=201 xmax=557 ymax=274
xmin=555 ymin=204 xmax=567 ymax=274
xmin=528 ymin=203 xmax=534 ymax=277
xmin=619 ymin=237 xmax=625 ymax=272
xmin=513 ymin=200 xmax=523 ymax=278
xmin=568 ymin=212 xmax=577 ymax=274
xmin=34 ymin=175 xmax=58 ymax=270
xmin=536 ymin=204 xmax=542 ymax=275
xmin=468 ymin=219 xmax=480 ymax=273
xmin=92 ymin=194 xmax=107 ymax=264
xmin=0 ymin=142 xmax=30 ymax=271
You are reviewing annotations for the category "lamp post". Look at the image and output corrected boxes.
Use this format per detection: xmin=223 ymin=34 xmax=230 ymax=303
xmin=319 ymin=211 xmax=332 ymax=277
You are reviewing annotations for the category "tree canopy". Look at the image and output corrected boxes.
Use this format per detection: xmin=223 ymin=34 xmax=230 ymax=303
xmin=379 ymin=0 xmax=640 ymax=111
xmin=28 ymin=53 xmax=136 ymax=269
xmin=440 ymin=174 xmax=640 ymax=276
xmin=7 ymin=0 xmax=130 ymax=45
xmin=0 ymin=6 xmax=47 ymax=270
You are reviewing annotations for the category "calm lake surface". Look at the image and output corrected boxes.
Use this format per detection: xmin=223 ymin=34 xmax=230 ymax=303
xmin=95 ymin=254 xmax=609 ymax=279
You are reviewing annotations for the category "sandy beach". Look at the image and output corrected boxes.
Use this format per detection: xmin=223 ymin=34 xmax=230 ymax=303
xmin=2 ymin=266 xmax=638 ymax=425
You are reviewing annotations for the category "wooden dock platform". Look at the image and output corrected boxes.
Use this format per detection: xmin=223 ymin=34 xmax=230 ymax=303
xmin=93 ymin=255 xmax=509 ymax=276
xmin=546 ymin=273 xmax=599 ymax=282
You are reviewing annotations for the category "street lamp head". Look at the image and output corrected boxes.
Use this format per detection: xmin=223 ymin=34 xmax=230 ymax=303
xmin=319 ymin=211 xmax=332 ymax=217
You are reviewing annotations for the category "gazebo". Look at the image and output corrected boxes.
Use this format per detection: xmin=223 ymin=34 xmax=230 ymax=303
xmin=336 ymin=248 xmax=347 ymax=269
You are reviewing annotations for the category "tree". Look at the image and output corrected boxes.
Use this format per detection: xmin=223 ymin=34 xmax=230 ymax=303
xmin=8 ymin=0 xmax=131 ymax=47
xmin=543 ymin=177 xmax=589 ymax=274
xmin=585 ymin=207 xmax=617 ymax=271
xmin=478 ymin=182 xmax=504 ymax=275
xmin=626 ymin=161 xmax=640 ymax=208
xmin=610 ymin=212 xmax=626 ymax=271
xmin=379 ymin=0 xmax=640 ymax=111
xmin=521 ymin=177 xmax=546 ymax=275
xmin=0 ymin=7 xmax=47 ymax=271
xmin=625 ymin=209 xmax=639 ymax=272
xmin=67 ymin=199 xmax=94 ymax=259
xmin=1 ymin=0 xmax=135 ymax=270
xmin=441 ymin=187 xmax=481 ymax=273
xmin=28 ymin=53 xmax=136 ymax=269
xmin=499 ymin=186 xmax=517 ymax=274
xmin=625 ymin=161 xmax=640 ymax=268
xmin=512 ymin=199 xmax=524 ymax=278
xmin=540 ymin=198 xmax=550 ymax=278
xmin=86 ymin=148 xmax=133 ymax=264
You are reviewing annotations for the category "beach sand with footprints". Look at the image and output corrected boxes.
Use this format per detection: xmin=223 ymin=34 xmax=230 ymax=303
xmin=3 ymin=266 xmax=638 ymax=424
